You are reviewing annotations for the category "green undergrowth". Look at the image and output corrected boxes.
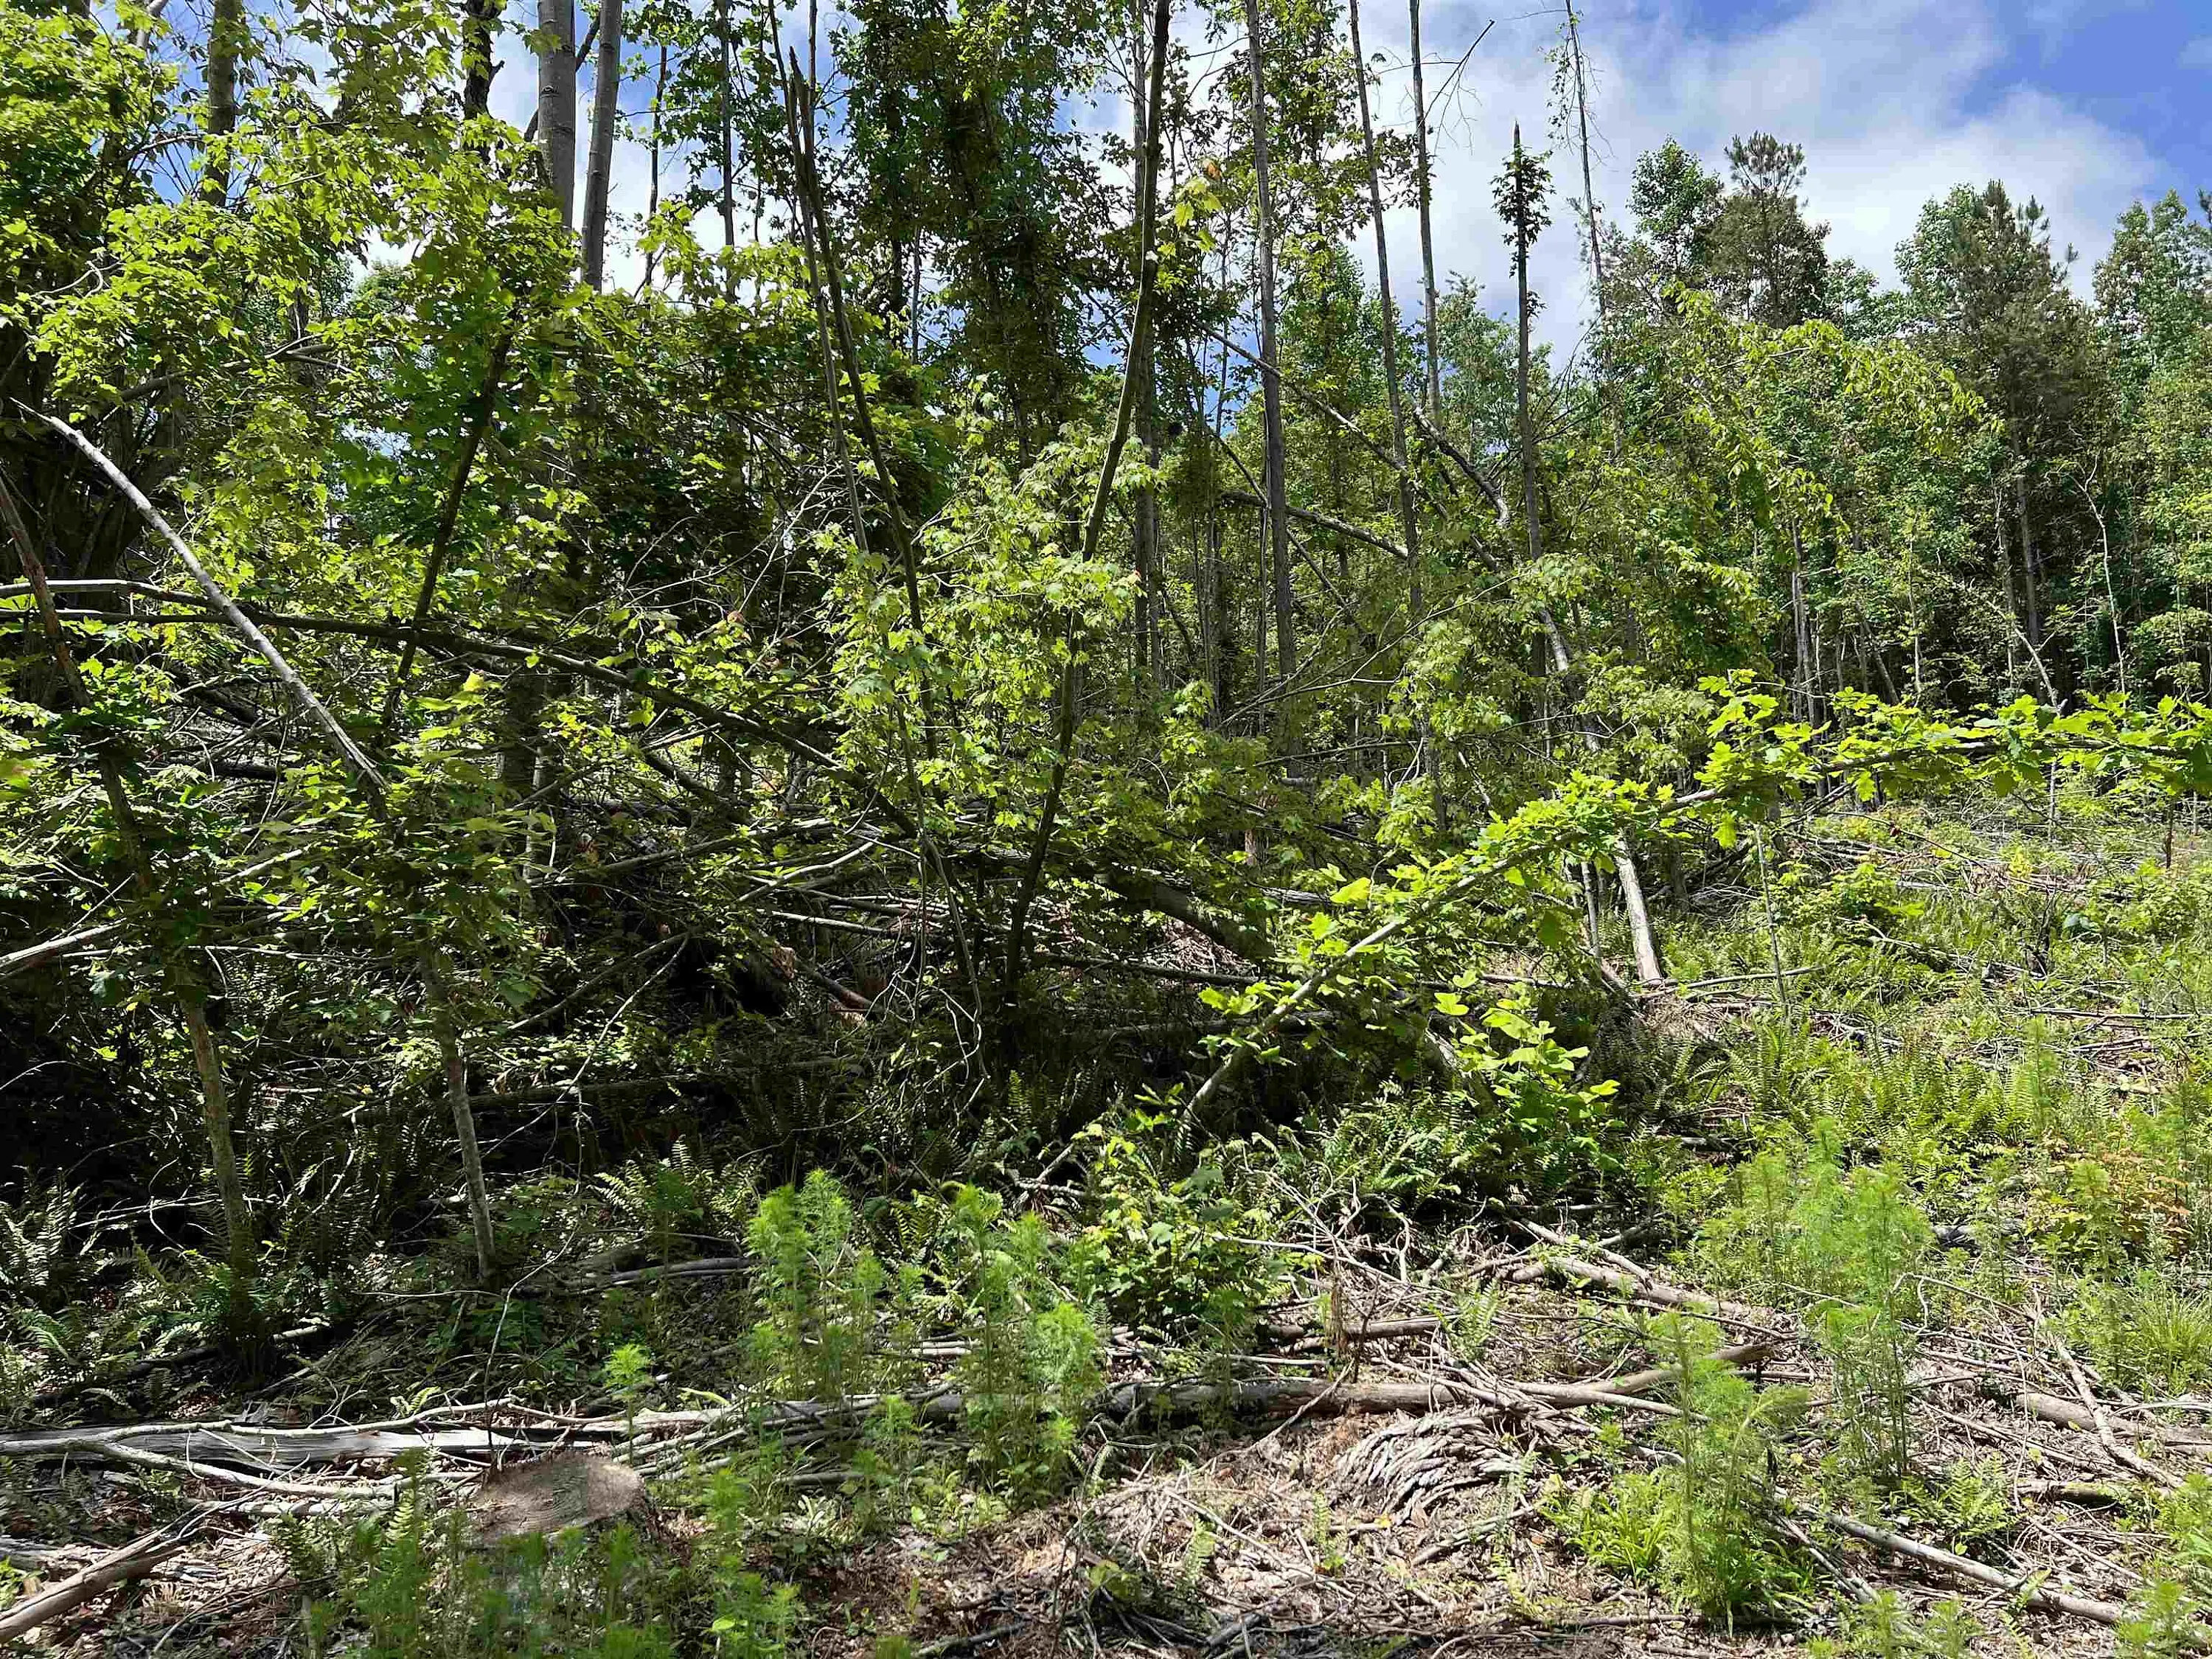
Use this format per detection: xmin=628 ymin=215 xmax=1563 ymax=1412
xmin=24 ymin=801 xmax=2212 ymax=1648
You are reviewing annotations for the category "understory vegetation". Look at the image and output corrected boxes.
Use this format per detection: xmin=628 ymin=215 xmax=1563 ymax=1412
xmin=7 ymin=0 xmax=2212 ymax=1651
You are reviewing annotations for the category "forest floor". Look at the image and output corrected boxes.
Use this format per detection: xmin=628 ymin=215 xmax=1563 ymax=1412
xmin=10 ymin=797 xmax=2212 ymax=1658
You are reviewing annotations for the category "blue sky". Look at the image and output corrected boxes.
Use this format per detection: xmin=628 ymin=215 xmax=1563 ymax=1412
xmin=1651 ymin=0 xmax=2211 ymax=223
xmin=1351 ymin=0 xmax=2212 ymax=342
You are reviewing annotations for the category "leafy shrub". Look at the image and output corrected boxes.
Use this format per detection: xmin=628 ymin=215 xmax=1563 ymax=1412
xmin=1071 ymin=1112 xmax=1283 ymax=1338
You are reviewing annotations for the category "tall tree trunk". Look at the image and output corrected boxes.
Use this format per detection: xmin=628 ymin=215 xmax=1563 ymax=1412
xmin=537 ymin=0 xmax=577 ymax=226
xmin=1408 ymin=0 xmax=1441 ymax=432
xmin=1345 ymin=0 xmax=1421 ymax=628
xmin=462 ymin=0 xmax=501 ymax=121
xmin=643 ymin=45 xmax=667 ymax=288
xmin=580 ymin=0 xmax=625 ymax=289
xmin=1563 ymin=0 xmax=1606 ymax=317
xmin=1790 ymin=522 xmax=1813 ymax=722
xmin=1004 ymin=0 xmax=1173 ymax=987
xmin=717 ymin=0 xmax=737 ymax=259
xmin=2017 ymin=473 xmax=2042 ymax=663
xmin=1240 ymin=0 xmax=1294 ymax=685
xmin=1512 ymin=128 xmax=1541 ymax=582
xmin=203 ymin=0 xmax=245 ymax=206
xmin=1130 ymin=0 xmax=1158 ymax=686
xmin=1996 ymin=477 xmax=2020 ymax=688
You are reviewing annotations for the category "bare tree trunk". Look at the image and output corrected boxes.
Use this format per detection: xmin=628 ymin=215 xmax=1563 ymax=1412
xmin=1130 ymin=0 xmax=1158 ymax=687
xmin=203 ymin=0 xmax=245 ymax=206
xmin=1996 ymin=477 xmax=2020 ymax=689
xmin=1240 ymin=0 xmax=1294 ymax=685
xmin=1408 ymin=0 xmax=1441 ymax=430
xmin=717 ymin=0 xmax=737 ymax=260
xmin=1346 ymin=0 xmax=1419 ymax=622
xmin=1790 ymin=522 xmax=1813 ymax=722
xmin=1563 ymin=2 xmax=1604 ymax=298
xmin=580 ymin=0 xmax=624 ymax=289
xmin=642 ymin=45 xmax=667 ymax=288
xmin=462 ymin=0 xmax=501 ymax=121
xmin=537 ymin=0 xmax=577 ymax=226
xmin=2017 ymin=473 xmax=2042 ymax=663
xmin=429 ymin=964 xmax=497 ymax=1280
xmin=1512 ymin=128 xmax=1541 ymax=581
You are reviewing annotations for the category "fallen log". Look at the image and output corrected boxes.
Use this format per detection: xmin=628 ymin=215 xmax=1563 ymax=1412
xmin=1503 ymin=1251 xmax=1780 ymax=1332
xmin=0 ymin=1422 xmax=531 ymax=1479
xmin=0 ymin=1522 xmax=198 ymax=1642
xmin=1809 ymin=1506 xmax=2126 ymax=1626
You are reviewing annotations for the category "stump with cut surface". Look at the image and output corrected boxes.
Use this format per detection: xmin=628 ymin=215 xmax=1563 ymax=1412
xmin=469 ymin=1452 xmax=650 ymax=1544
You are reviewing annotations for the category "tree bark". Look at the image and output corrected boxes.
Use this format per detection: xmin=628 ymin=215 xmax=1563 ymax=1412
xmin=641 ymin=46 xmax=667 ymax=287
xmin=1130 ymin=0 xmax=1158 ymax=686
xmin=430 ymin=962 xmax=498 ymax=1280
xmin=580 ymin=0 xmax=625 ymax=289
xmin=203 ymin=0 xmax=245 ymax=206
xmin=1345 ymin=0 xmax=1419 ymax=625
xmin=462 ymin=0 xmax=501 ymax=121
xmin=717 ymin=0 xmax=737 ymax=260
xmin=2017 ymin=473 xmax=2042 ymax=661
xmin=1240 ymin=0 xmax=1294 ymax=685
xmin=1563 ymin=1 xmax=1605 ymax=317
xmin=1506 ymin=133 xmax=1663 ymax=982
xmin=537 ymin=0 xmax=577 ymax=226
xmin=1408 ymin=0 xmax=1441 ymax=428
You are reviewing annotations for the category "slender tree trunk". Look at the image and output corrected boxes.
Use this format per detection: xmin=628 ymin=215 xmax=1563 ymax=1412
xmin=580 ymin=0 xmax=624 ymax=289
xmin=204 ymin=0 xmax=245 ymax=206
xmin=428 ymin=961 xmax=497 ymax=1281
xmin=717 ymin=0 xmax=737 ymax=260
xmin=1241 ymin=0 xmax=1294 ymax=685
xmin=1508 ymin=127 xmax=1663 ymax=981
xmin=2017 ymin=473 xmax=2042 ymax=661
xmin=462 ymin=0 xmax=501 ymax=121
xmin=1130 ymin=0 xmax=1158 ymax=687
xmin=1512 ymin=128 xmax=1541 ymax=579
xmin=1346 ymin=0 xmax=1419 ymax=622
xmin=1996 ymin=477 xmax=2020 ymax=689
xmin=1564 ymin=0 xmax=1606 ymax=319
xmin=537 ymin=0 xmax=577 ymax=226
xmin=642 ymin=45 xmax=667 ymax=288
xmin=1408 ymin=0 xmax=1441 ymax=430
xmin=1790 ymin=523 xmax=1813 ymax=722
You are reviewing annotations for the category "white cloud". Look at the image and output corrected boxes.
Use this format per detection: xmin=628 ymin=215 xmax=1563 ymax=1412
xmin=2182 ymin=35 xmax=2212 ymax=69
xmin=1334 ymin=0 xmax=2163 ymax=347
